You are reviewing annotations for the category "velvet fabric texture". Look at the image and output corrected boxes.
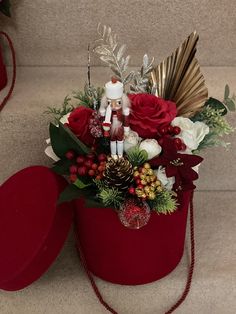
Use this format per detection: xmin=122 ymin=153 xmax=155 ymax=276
xmin=0 ymin=166 xmax=73 ymax=291
xmin=75 ymin=190 xmax=192 ymax=285
xmin=0 ymin=42 xmax=7 ymax=91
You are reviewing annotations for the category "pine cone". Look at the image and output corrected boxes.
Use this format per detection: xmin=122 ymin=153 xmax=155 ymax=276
xmin=104 ymin=158 xmax=134 ymax=191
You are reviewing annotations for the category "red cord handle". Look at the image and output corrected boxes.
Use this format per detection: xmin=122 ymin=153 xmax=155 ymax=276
xmin=75 ymin=191 xmax=195 ymax=314
xmin=0 ymin=31 xmax=16 ymax=112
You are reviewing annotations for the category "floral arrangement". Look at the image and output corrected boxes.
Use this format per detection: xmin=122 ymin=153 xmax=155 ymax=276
xmin=0 ymin=0 xmax=11 ymax=17
xmin=45 ymin=25 xmax=235 ymax=229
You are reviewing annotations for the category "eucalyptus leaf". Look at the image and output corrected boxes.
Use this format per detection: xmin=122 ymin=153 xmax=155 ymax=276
xmin=224 ymin=84 xmax=230 ymax=100
xmin=224 ymin=98 xmax=236 ymax=111
xmin=73 ymin=178 xmax=91 ymax=189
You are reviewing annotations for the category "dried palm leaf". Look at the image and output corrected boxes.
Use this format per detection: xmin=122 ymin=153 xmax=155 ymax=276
xmin=151 ymin=32 xmax=208 ymax=117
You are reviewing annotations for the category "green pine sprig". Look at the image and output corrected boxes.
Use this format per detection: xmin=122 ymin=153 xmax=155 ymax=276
xmin=197 ymin=106 xmax=234 ymax=135
xmin=149 ymin=190 xmax=178 ymax=215
xmin=98 ymin=187 xmax=124 ymax=209
xmin=73 ymin=83 xmax=104 ymax=110
xmin=191 ymin=85 xmax=235 ymax=151
xmin=193 ymin=105 xmax=234 ymax=151
xmin=126 ymin=146 xmax=148 ymax=167
xmin=44 ymin=95 xmax=74 ymax=124
xmin=94 ymin=179 xmax=124 ymax=209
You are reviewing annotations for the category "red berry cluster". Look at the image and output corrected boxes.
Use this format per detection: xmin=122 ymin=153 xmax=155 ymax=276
xmin=159 ymin=125 xmax=181 ymax=137
xmin=173 ymin=138 xmax=186 ymax=151
xmin=65 ymin=150 xmax=107 ymax=182
xmin=158 ymin=125 xmax=186 ymax=151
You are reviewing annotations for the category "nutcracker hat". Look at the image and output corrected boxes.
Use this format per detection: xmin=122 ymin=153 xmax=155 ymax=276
xmin=105 ymin=77 xmax=123 ymax=99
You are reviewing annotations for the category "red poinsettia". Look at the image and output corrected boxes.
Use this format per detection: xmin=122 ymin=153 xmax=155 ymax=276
xmin=150 ymin=137 xmax=203 ymax=191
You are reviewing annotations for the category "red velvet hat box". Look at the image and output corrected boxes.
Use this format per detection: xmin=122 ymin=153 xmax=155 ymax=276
xmin=0 ymin=166 xmax=73 ymax=291
xmin=75 ymin=190 xmax=192 ymax=285
xmin=0 ymin=43 xmax=8 ymax=91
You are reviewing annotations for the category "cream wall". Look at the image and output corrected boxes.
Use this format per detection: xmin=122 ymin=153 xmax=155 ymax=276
xmin=0 ymin=0 xmax=236 ymax=66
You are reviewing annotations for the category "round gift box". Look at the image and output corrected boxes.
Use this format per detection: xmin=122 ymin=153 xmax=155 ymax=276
xmin=0 ymin=166 xmax=73 ymax=291
xmin=75 ymin=190 xmax=192 ymax=285
xmin=0 ymin=43 xmax=7 ymax=91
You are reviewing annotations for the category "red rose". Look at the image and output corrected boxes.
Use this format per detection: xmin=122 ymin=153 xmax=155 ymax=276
xmin=68 ymin=106 xmax=94 ymax=145
xmin=129 ymin=94 xmax=177 ymax=138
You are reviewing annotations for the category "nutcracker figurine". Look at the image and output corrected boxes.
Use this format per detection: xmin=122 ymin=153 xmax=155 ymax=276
xmin=99 ymin=78 xmax=130 ymax=158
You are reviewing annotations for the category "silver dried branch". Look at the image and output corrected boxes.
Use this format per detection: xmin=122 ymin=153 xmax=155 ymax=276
xmin=93 ymin=23 xmax=131 ymax=82
xmin=130 ymin=54 xmax=154 ymax=93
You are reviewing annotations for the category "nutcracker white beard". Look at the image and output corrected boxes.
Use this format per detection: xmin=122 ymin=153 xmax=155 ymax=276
xmin=110 ymin=116 xmax=122 ymax=138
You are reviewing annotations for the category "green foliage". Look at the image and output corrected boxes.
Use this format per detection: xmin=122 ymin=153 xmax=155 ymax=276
xmin=98 ymin=187 xmax=124 ymax=209
xmin=57 ymin=184 xmax=83 ymax=205
xmin=223 ymin=84 xmax=236 ymax=112
xmin=73 ymin=178 xmax=91 ymax=189
xmin=94 ymin=179 xmax=124 ymax=208
xmin=49 ymin=122 xmax=90 ymax=159
xmin=196 ymin=131 xmax=230 ymax=151
xmin=73 ymin=84 xmax=104 ymax=110
xmin=191 ymin=86 xmax=235 ymax=151
xmin=149 ymin=190 xmax=178 ymax=215
xmin=0 ymin=0 xmax=11 ymax=17
xmin=93 ymin=179 xmax=107 ymax=190
xmin=197 ymin=106 xmax=234 ymax=135
xmin=52 ymin=158 xmax=72 ymax=175
xmin=193 ymin=105 xmax=234 ymax=151
xmin=126 ymin=146 xmax=148 ymax=167
xmin=195 ymin=106 xmax=234 ymax=153
xmin=58 ymin=179 xmax=100 ymax=205
xmin=204 ymin=97 xmax=227 ymax=115
xmin=44 ymin=96 xmax=74 ymax=124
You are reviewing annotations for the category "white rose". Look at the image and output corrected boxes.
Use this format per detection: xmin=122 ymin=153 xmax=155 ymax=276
xmin=124 ymin=131 xmax=140 ymax=152
xmin=139 ymin=139 xmax=162 ymax=160
xmin=171 ymin=117 xmax=209 ymax=151
xmin=154 ymin=166 xmax=175 ymax=191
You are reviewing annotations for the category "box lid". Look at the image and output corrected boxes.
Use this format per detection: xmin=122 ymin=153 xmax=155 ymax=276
xmin=0 ymin=166 xmax=73 ymax=291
